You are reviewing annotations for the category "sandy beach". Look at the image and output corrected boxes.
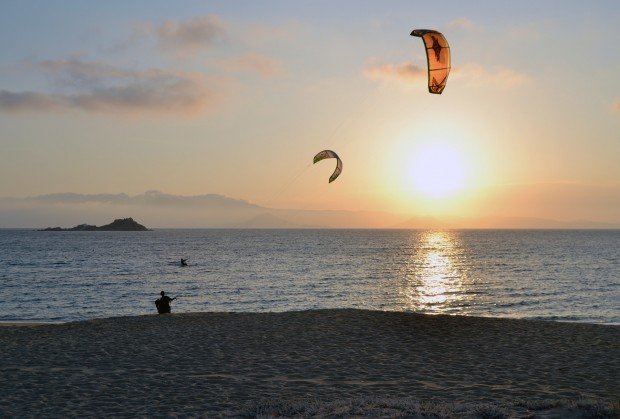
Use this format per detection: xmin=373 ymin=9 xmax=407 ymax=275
xmin=1 ymin=309 xmax=618 ymax=417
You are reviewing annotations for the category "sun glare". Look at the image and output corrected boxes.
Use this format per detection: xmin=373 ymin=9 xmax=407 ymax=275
xmin=408 ymin=145 xmax=466 ymax=198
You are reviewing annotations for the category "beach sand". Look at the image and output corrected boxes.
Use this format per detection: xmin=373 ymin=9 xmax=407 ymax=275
xmin=1 ymin=310 xmax=618 ymax=417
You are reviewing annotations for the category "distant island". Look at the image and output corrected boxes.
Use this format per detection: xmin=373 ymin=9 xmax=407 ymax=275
xmin=41 ymin=217 xmax=150 ymax=231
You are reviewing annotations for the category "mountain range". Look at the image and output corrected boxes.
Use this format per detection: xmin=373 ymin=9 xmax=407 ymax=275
xmin=1 ymin=191 xmax=618 ymax=229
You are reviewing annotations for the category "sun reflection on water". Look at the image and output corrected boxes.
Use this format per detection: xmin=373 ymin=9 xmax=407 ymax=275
xmin=401 ymin=231 xmax=469 ymax=314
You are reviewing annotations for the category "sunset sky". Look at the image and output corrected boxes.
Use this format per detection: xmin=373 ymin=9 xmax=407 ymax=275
xmin=1 ymin=1 xmax=619 ymax=226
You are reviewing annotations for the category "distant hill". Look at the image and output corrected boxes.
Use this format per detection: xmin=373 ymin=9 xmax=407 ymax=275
xmin=234 ymin=213 xmax=298 ymax=228
xmin=234 ymin=212 xmax=325 ymax=228
xmin=2 ymin=190 xmax=616 ymax=229
xmin=41 ymin=217 xmax=150 ymax=231
xmin=394 ymin=216 xmax=449 ymax=229
xmin=29 ymin=191 xmax=259 ymax=209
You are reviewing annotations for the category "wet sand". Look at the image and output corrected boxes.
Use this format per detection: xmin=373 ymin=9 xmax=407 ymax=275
xmin=1 ymin=310 xmax=618 ymax=417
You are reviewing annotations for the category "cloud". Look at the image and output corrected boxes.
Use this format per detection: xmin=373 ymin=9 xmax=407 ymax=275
xmin=363 ymin=62 xmax=426 ymax=83
xmin=447 ymin=17 xmax=475 ymax=30
xmin=220 ymin=53 xmax=282 ymax=78
xmin=365 ymin=60 xmax=528 ymax=89
xmin=141 ymin=15 xmax=226 ymax=57
xmin=0 ymin=90 xmax=62 ymax=112
xmin=454 ymin=63 xmax=529 ymax=87
xmin=37 ymin=58 xmax=136 ymax=87
xmin=0 ymin=59 xmax=227 ymax=116
xmin=135 ymin=16 xmax=292 ymax=57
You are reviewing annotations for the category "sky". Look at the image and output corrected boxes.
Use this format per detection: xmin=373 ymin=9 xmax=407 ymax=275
xmin=1 ymin=1 xmax=619 ymax=227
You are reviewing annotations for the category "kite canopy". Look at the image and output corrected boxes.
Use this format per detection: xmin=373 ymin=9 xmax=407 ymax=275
xmin=313 ymin=150 xmax=342 ymax=183
xmin=410 ymin=29 xmax=451 ymax=94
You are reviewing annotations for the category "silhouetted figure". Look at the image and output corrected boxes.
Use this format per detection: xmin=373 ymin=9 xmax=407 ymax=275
xmin=155 ymin=291 xmax=176 ymax=314
xmin=180 ymin=258 xmax=188 ymax=266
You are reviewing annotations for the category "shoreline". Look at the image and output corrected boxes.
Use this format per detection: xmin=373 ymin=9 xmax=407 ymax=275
xmin=0 ymin=320 xmax=66 ymax=327
xmin=2 ymin=310 xmax=619 ymax=327
xmin=2 ymin=309 xmax=618 ymax=416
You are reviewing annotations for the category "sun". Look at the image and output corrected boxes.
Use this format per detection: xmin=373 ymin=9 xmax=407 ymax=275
xmin=408 ymin=145 xmax=466 ymax=198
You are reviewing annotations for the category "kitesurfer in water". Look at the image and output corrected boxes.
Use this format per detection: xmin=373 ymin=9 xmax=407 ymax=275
xmin=181 ymin=258 xmax=188 ymax=266
xmin=155 ymin=291 xmax=176 ymax=314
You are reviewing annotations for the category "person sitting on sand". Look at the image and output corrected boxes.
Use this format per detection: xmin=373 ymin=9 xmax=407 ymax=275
xmin=180 ymin=258 xmax=188 ymax=266
xmin=155 ymin=291 xmax=176 ymax=314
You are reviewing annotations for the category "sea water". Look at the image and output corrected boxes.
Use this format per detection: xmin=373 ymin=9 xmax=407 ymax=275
xmin=0 ymin=229 xmax=618 ymax=323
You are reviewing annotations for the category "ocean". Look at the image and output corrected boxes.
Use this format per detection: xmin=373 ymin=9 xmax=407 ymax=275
xmin=0 ymin=229 xmax=618 ymax=323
